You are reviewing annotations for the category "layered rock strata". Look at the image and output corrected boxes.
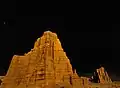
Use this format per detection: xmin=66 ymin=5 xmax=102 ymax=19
xmin=0 ymin=31 xmax=75 ymax=88
xmin=1 ymin=31 xmax=119 ymax=88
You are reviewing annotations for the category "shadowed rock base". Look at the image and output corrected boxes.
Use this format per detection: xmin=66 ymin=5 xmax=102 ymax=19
xmin=0 ymin=31 xmax=120 ymax=88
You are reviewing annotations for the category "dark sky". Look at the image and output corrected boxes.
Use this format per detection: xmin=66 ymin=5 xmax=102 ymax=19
xmin=0 ymin=1 xmax=120 ymax=81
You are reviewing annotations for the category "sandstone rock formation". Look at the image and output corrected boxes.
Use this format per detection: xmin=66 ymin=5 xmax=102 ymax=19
xmin=96 ymin=67 xmax=112 ymax=84
xmin=0 ymin=76 xmax=4 ymax=82
xmin=0 ymin=31 xmax=119 ymax=88
xmin=0 ymin=76 xmax=4 ymax=85
xmin=0 ymin=31 xmax=75 ymax=88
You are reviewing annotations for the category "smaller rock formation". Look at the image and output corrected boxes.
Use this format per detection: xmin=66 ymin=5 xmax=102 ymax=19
xmin=71 ymin=69 xmax=90 ymax=88
xmin=0 ymin=76 xmax=4 ymax=82
xmin=92 ymin=67 xmax=112 ymax=84
xmin=0 ymin=76 xmax=4 ymax=85
xmin=97 ymin=67 xmax=112 ymax=84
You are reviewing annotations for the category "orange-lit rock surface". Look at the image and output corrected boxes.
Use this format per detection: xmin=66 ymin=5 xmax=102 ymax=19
xmin=0 ymin=31 xmax=74 ymax=88
xmin=96 ymin=67 xmax=112 ymax=84
xmin=0 ymin=31 xmax=120 ymax=88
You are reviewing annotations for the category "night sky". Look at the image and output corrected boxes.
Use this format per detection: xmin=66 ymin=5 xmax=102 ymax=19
xmin=0 ymin=2 xmax=120 ymax=81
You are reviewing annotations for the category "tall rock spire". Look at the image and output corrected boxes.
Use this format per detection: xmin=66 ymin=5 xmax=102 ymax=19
xmin=0 ymin=31 xmax=73 ymax=88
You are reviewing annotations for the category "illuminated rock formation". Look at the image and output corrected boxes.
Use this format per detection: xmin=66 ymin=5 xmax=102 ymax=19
xmin=0 ymin=76 xmax=4 ymax=82
xmin=0 ymin=31 xmax=74 ymax=88
xmin=96 ymin=67 xmax=112 ymax=84
xmin=0 ymin=31 xmax=119 ymax=88
xmin=0 ymin=76 xmax=4 ymax=85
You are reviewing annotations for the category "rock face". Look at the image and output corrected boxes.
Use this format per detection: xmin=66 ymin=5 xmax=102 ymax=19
xmin=0 ymin=76 xmax=4 ymax=85
xmin=0 ymin=31 xmax=119 ymax=88
xmin=96 ymin=67 xmax=112 ymax=84
xmin=0 ymin=76 xmax=4 ymax=82
xmin=0 ymin=31 xmax=74 ymax=88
